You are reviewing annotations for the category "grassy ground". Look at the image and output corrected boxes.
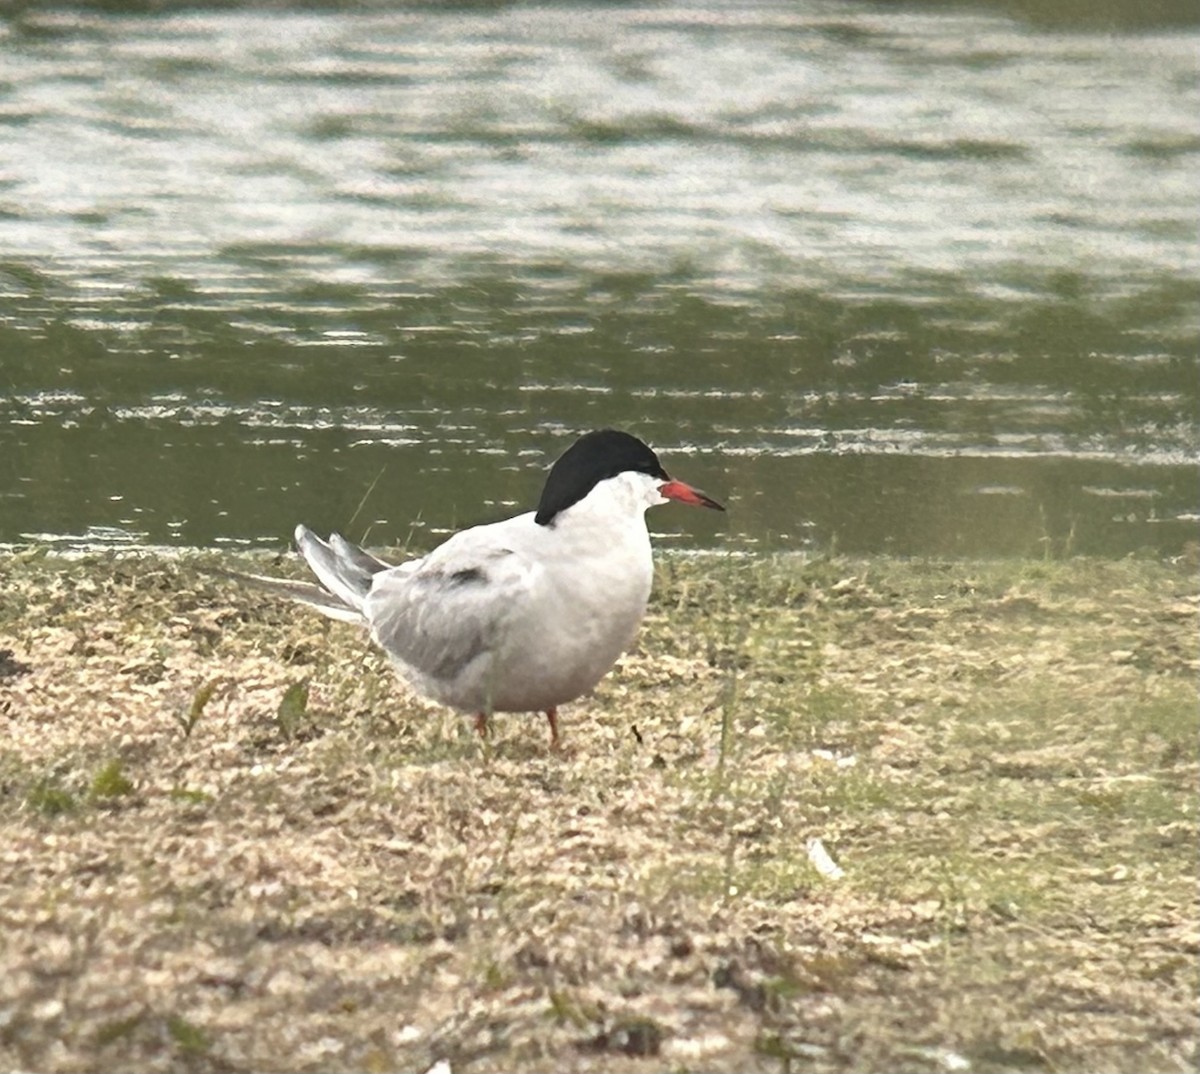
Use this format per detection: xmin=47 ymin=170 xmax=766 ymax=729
xmin=0 ymin=549 xmax=1195 ymax=1073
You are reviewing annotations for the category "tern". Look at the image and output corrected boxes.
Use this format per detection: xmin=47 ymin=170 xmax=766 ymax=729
xmin=237 ymin=429 xmax=724 ymax=747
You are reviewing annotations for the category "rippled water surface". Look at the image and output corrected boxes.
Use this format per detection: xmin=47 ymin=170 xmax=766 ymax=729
xmin=1 ymin=0 xmax=1196 ymax=556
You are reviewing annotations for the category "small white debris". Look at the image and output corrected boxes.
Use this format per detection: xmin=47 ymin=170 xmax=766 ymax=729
xmin=905 ymin=1046 xmax=972 ymax=1071
xmin=811 ymin=749 xmax=857 ymax=768
xmin=32 ymin=998 xmax=64 ymax=1021
xmin=806 ymin=838 xmax=845 ymax=880
xmin=663 ymin=1032 xmax=732 ymax=1060
xmin=423 ymin=1061 xmax=452 ymax=1074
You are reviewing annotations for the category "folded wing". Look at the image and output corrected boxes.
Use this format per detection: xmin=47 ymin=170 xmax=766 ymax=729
xmin=364 ymin=542 xmax=533 ymax=688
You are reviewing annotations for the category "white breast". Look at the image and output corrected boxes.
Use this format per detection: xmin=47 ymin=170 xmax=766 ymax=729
xmin=364 ymin=470 xmax=661 ymax=715
xmin=487 ymin=510 xmax=653 ymax=711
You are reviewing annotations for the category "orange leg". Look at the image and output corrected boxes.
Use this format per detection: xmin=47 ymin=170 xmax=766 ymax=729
xmin=474 ymin=712 xmax=489 ymax=739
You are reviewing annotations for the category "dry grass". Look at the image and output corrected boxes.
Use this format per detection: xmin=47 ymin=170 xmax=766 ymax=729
xmin=0 ymin=549 xmax=1196 ymax=1073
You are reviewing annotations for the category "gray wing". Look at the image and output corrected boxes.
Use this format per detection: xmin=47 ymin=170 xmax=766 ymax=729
xmin=362 ymin=543 xmax=533 ymax=684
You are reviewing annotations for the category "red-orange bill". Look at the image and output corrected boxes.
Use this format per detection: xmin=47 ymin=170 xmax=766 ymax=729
xmin=660 ymin=479 xmax=725 ymax=511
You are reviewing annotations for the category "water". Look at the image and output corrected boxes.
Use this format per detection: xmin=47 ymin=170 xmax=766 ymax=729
xmin=1 ymin=0 xmax=1197 ymax=557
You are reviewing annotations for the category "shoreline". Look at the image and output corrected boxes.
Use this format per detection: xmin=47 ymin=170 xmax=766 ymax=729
xmin=1 ymin=551 xmax=1196 ymax=1073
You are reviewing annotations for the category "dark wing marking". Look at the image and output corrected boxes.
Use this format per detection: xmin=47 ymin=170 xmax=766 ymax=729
xmin=329 ymin=533 xmax=391 ymax=577
xmin=294 ymin=526 xmax=376 ymax=608
xmin=362 ymin=547 xmax=526 ymax=685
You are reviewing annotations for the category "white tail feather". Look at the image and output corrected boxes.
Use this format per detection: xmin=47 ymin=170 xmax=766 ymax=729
xmin=293 ymin=525 xmax=375 ymax=612
xmin=203 ymin=567 xmax=364 ymax=623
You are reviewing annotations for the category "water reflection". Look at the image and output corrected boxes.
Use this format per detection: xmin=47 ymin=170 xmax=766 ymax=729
xmin=0 ymin=1 xmax=1196 ymax=556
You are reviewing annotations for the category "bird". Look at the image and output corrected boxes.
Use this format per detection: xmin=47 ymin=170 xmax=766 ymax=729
xmin=234 ymin=429 xmax=724 ymax=747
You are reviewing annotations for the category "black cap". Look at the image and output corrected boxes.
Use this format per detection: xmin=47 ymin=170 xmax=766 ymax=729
xmin=535 ymin=429 xmax=669 ymax=526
